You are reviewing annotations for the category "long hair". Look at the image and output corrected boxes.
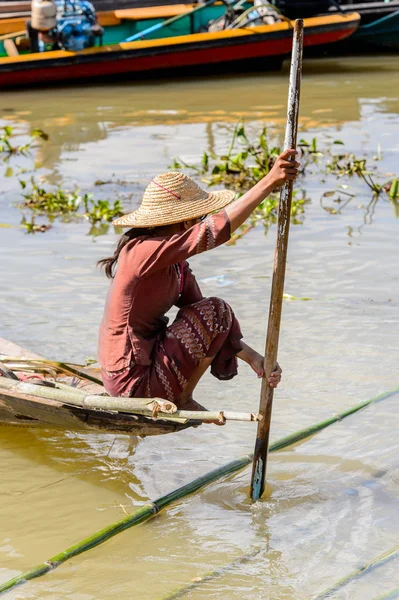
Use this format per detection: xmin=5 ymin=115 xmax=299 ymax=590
xmin=97 ymin=227 xmax=153 ymax=279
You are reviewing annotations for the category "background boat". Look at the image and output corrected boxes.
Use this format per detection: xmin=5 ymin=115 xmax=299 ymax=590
xmin=271 ymin=0 xmax=399 ymax=49
xmin=0 ymin=6 xmax=360 ymax=88
xmin=350 ymin=8 xmax=399 ymax=49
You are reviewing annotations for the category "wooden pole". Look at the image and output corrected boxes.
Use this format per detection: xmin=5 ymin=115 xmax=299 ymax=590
xmin=250 ymin=19 xmax=304 ymax=501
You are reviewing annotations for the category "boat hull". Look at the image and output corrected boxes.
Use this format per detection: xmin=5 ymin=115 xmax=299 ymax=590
xmin=353 ymin=10 xmax=399 ymax=49
xmin=0 ymin=13 xmax=360 ymax=88
xmin=0 ymin=338 xmax=194 ymax=436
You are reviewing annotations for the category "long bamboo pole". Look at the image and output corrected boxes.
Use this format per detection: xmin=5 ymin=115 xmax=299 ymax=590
xmin=0 ymin=384 xmax=397 ymax=596
xmin=310 ymin=544 xmax=399 ymax=600
xmin=156 ymin=385 xmax=399 ymax=600
xmin=250 ymin=19 xmax=304 ymax=501
xmin=0 ymin=377 xmax=261 ymax=423
xmin=159 ymin=548 xmax=262 ymax=600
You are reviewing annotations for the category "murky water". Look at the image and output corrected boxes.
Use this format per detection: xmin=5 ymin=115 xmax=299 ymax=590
xmin=1 ymin=55 xmax=398 ymax=599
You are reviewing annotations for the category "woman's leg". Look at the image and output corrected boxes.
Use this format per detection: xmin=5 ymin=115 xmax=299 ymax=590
xmin=175 ymin=355 xmax=215 ymax=408
xmin=175 ymin=354 xmax=226 ymax=426
xmin=140 ymin=297 xmax=281 ymax=413
xmin=237 ymin=340 xmax=265 ymax=377
xmin=237 ymin=341 xmax=282 ymax=387
xmin=174 ymin=340 xmax=281 ymax=409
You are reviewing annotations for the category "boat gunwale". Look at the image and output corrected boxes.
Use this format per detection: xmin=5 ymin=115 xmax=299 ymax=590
xmin=0 ymin=384 xmax=196 ymax=434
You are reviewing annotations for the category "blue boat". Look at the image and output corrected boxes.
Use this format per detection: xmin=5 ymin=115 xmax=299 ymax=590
xmin=353 ymin=8 xmax=399 ymax=49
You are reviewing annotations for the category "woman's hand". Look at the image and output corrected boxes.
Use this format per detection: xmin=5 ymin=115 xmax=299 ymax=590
xmin=268 ymin=149 xmax=300 ymax=189
xmin=268 ymin=362 xmax=282 ymax=388
xmin=225 ymin=149 xmax=300 ymax=234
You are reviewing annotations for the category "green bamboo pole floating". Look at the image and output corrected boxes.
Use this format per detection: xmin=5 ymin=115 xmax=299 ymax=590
xmin=0 ymin=384 xmax=397 ymax=596
xmin=250 ymin=19 xmax=304 ymax=501
xmin=157 ymin=384 xmax=399 ymax=600
xmin=159 ymin=548 xmax=262 ymax=600
xmin=373 ymin=588 xmax=399 ymax=600
xmin=311 ymin=544 xmax=399 ymax=600
xmin=0 ymin=455 xmax=252 ymax=596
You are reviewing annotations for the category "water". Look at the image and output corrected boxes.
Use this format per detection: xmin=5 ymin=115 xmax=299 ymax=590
xmin=0 ymin=55 xmax=398 ymax=599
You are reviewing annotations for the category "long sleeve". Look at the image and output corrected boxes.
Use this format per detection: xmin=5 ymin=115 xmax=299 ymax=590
xmin=131 ymin=210 xmax=231 ymax=278
xmin=176 ymin=262 xmax=203 ymax=308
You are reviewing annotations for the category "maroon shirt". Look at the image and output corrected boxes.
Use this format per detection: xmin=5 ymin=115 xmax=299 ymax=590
xmin=98 ymin=210 xmax=231 ymax=372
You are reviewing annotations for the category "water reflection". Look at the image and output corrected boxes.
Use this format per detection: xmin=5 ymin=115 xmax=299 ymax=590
xmin=0 ymin=53 xmax=399 ymax=599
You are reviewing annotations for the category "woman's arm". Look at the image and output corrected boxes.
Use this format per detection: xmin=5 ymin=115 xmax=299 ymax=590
xmin=134 ymin=150 xmax=299 ymax=277
xmin=225 ymin=149 xmax=299 ymax=233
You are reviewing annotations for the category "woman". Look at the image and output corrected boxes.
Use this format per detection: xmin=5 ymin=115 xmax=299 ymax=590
xmin=98 ymin=149 xmax=299 ymax=416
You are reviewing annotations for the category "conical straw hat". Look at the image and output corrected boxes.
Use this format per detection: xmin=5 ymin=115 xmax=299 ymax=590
xmin=112 ymin=171 xmax=235 ymax=228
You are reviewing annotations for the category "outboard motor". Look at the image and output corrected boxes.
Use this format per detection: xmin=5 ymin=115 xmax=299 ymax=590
xmin=31 ymin=0 xmax=57 ymax=32
xmin=28 ymin=0 xmax=103 ymax=53
xmin=54 ymin=0 xmax=103 ymax=51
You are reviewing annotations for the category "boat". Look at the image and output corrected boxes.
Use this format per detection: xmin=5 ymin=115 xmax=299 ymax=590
xmin=0 ymin=338 xmax=260 ymax=435
xmin=350 ymin=8 xmax=399 ymax=49
xmin=271 ymin=0 xmax=399 ymax=50
xmin=0 ymin=4 xmax=360 ymax=88
xmin=0 ymin=337 xmax=197 ymax=436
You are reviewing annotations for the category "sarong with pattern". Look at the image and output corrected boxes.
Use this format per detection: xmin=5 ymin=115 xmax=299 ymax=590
xmin=101 ymin=296 xmax=243 ymax=403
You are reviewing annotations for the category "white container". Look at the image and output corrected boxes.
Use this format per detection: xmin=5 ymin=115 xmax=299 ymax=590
xmin=31 ymin=0 xmax=57 ymax=32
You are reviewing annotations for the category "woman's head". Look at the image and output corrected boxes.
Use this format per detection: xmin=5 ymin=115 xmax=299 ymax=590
xmin=112 ymin=171 xmax=234 ymax=230
xmin=98 ymin=173 xmax=234 ymax=278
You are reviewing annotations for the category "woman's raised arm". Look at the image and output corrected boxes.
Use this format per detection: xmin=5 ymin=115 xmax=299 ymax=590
xmin=225 ymin=149 xmax=299 ymax=234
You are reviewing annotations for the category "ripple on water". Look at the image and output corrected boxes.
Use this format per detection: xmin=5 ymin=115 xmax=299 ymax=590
xmin=0 ymin=58 xmax=399 ymax=599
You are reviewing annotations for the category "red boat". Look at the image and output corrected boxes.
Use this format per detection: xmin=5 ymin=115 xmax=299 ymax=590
xmin=0 ymin=8 xmax=360 ymax=88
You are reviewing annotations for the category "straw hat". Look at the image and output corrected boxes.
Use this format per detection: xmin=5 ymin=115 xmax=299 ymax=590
xmin=112 ymin=171 xmax=235 ymax=228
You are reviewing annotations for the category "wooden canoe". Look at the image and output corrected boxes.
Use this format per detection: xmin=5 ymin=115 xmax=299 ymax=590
xmin=0 ymin=9 xmax=360 ymax=88
xmin=0 ymin=338 xmax=196 ymax=436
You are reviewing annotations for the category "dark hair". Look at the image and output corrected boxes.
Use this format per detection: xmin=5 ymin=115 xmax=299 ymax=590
xmin=97 ymin=227 xmax=153 ymax=279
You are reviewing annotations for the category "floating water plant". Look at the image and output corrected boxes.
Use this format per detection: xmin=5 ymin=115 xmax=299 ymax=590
xmin=19 ymin=177 xmax=82 ymax=216
xmin=20 ymin=214 xmax=51 ymax=234
xmin=172 ymin=122 xmax=399 ymax=238
xmin=17 ymin=178 xmax=123 ymax=232
xmin=0 ymin=126 xmax=48 ymax=159
xmin=172 ymin=122 xmax=309 ymax=240
xmin=2 ymin=127 xmax=123 ymax=235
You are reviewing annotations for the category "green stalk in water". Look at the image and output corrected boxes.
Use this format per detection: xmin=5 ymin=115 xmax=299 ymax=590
xmin=372 ymin=588 xmax=399 ymax=600
xmin=0 ymin=385 xmax=398 ymax=596
xmin=311 ymin=544 xmax=399 ymax=600
xmin=159 ymin=548 xmax=262 ymax=600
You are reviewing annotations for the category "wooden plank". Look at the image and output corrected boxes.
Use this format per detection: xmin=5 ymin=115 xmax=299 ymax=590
xmin=250 ymin=19 xmax=304 ymax=501
xmin=0 ymin=16 xmax=26 ymax=35
xmin=115 ymin=4 xmax=194 ymax=21
xmin=97 ymin=10 xmax=121 ymax=27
